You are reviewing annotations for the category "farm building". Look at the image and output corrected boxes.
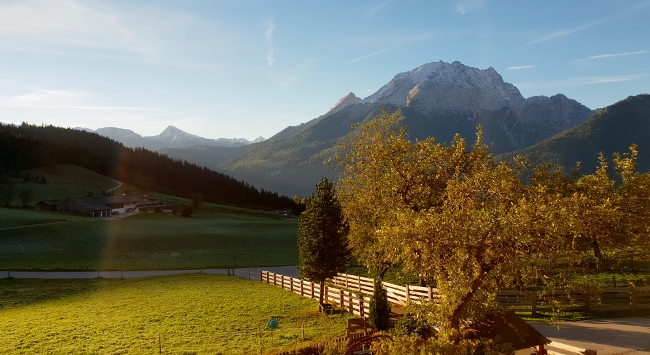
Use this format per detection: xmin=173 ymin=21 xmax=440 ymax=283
xmin=35 ymin=200 xmax=62 ymax=211
xmin=57 ymin=196 xmax=143 ymax=217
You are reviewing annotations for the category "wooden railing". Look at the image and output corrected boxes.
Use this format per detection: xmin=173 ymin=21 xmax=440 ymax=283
xmin=263 ymin=271 xmax=650 ymax=315
xmin=260 ymin=271 xmax=371 ymax=318
xmin=330 ymin=273 xmax=439 ymax=305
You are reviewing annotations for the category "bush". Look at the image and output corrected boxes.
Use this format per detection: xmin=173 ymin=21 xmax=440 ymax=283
xmin=182 ymin=206 xmax=194 ymax=217
xmin=369 ymin=278 xmax=391 ymax=331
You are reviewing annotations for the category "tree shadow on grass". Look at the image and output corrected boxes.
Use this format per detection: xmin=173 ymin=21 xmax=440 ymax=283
xmin=0 ymin=278 xmax=101 ymax=310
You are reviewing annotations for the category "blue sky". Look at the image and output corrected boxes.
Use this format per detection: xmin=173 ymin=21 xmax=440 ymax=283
xmin=1 ymin=0 xmax=649 ymax=140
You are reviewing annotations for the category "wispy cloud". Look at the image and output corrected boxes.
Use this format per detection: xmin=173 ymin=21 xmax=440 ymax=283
xmin=507 ymin=65 xmax=535 ymax=71
xmin=264 ymin=16 xmax=275 ymax=67
xmin=516 ymin=74 xmax=646 ymax=90
xmin=577 ymin=50 xmax=648 ymax=61
xmin=365 ymin=1 xmax=389 ymax=17
xmin=455 ymin=0 xmax=487 ymax=14
xmin=0 ymin=0 xmax=168 ymax=55
xmin=521 ymin=21 xmax=605 ymax=47
xmin=267 ymin=72 xmax=298 ymax=88
xmin=346 ymin=34 xmax=432 ymax=64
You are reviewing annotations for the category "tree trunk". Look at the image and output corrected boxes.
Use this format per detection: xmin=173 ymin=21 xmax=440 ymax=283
xmin=592 ymin=239 xmax=604 ymax=270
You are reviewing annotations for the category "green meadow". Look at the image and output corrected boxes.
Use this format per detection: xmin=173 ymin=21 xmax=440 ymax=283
xmin=0 ymin=205 xmax=299 ymax=271
xmin=0 ymin=274 xmax=352 ymax=354
xmin=4 ymin=165 xmax=121 ymax=206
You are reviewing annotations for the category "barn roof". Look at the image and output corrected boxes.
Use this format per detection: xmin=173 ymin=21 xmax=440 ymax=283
xmin=465 ymin=311 xmax=550 ymax=350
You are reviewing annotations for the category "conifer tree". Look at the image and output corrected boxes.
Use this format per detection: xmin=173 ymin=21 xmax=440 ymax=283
xmin=369 ymin=278 xmax=391 ymax=331
xmin=297 ymin=178 xmax=349 ymax=308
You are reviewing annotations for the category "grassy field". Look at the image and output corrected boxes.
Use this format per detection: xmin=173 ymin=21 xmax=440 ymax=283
xmin=0 ymin=204 xmax=299 ymax=270
xmin=4 ymin=165 xmax=121 ymax=206
xmin=0 ymin=274 xmax=353 ymax=354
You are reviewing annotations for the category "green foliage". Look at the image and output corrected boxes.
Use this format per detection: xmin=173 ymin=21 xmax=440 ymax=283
xmin=338 ymin=109 xmax=650 ymax=339
xmin=297 ymin=178 xmax=349 ymax=304
xmin=371 ymin=334 xmax=514 ymax=355
xmin=17 ymin=187 xmax=34 ymax=206
xmin=369 ymin=279 xmax=391 ymax=331
xmin=0 ymin=274 xmax=354 ymax=354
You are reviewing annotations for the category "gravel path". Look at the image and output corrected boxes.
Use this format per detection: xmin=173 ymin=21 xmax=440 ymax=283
xmin=0 ymin=266 xmax=299 ymax=281
xmin=531 ymin=318 xmax=650 ymax=354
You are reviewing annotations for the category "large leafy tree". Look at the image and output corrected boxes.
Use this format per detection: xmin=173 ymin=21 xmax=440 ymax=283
xmin=297 ymin=178 xmax=349 ymax=307
xmin=338 ymin=110 xmax=649 ymax=340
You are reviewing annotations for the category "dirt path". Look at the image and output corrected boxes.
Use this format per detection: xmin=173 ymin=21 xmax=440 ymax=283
xmin=0 ymin=221 xmax=67 ymax=230
xmin=105 ymin=178 xmax=122 ymax=194
xmin=0 ymin=266 xmax=299 ymax=281
xmin=531 ymin=318 xmax=650 ymax=354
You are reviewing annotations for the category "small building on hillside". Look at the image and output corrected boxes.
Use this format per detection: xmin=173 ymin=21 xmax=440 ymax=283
xmin=57 ymin=196 xmax=143 ymax=217
xmin=140 ymin=195 xmax=161 ymax=206
xmin=35 ymin=200 xmax=62 ymax=211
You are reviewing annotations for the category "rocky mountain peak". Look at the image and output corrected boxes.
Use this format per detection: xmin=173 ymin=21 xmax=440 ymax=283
xmin=363 ymin=60 xmax=525 ymax=115
xmin=325 ymin=92 xmax=362 ymax=116
xmin=158 ymin=125 xmax=198 ymax=140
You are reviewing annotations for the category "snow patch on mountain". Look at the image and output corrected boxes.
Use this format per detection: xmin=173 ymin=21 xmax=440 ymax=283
xmin=363 ymin=61 xmax=525 ymax=115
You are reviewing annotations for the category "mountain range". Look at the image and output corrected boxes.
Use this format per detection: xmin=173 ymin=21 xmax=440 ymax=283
xmin=77 ymin=125 xmax=264 ymax=151
xmin=212 ymin=61 xmax=597 ymax=195
xmin=78 ymin=60 xmax=648 ymax=197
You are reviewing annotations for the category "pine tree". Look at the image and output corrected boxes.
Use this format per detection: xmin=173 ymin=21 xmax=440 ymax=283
xmin=369 ymin=278 xmax=391 ymax=331
xmin=297 ymin=178 xmax=349 ymax=309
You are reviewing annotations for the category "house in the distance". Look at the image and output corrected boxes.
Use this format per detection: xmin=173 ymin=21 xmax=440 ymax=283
xmin=35 ymin=199 xmax=62 ymax=211
xmin=57 ymin=196 xmax=143 ymax=217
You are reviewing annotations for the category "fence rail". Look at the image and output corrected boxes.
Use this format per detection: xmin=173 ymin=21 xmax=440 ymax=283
xmin=261 ymin=271 xmax=371 ymax=317
xmin=264 ymin=271 xmax=650 ymax=315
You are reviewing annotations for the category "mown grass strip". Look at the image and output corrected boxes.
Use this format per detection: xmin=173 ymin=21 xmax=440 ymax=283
xmin=0 ymin=274 xmax=353 ymax=354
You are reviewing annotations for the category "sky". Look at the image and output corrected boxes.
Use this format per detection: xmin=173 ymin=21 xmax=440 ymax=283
xmin=1 ymin=0 xmax=649 ymax=140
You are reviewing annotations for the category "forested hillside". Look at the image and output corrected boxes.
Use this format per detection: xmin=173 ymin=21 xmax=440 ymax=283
xmin=0 ymin=123 xmax=298 ymax=210
xmin=499 ymin=94 xmax=650 ymax=175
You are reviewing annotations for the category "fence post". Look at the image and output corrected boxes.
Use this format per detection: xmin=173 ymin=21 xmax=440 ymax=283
xmin=428 ymin=286 xmax=433 ymax=300
xmin=631 ymin=286 xmax=638 ymax=310
xmin=346 ymin=274 xmax=349 ymax=289
xmin=340 ymin=289 xmax=344 ymax=310
xmin=290 ymin=277 xmax=294 ymax=292
xmin=273 ymin=273 xmax=277 ymax=286
xmin=358 ymin=275 xmax=361 ymax=292
xmin=530 ymin=291 xmax=537 ymax=316
xmin=349 ymin=291 xmax=353 ymax=313
xmin=583 ymin=291 xmax=591 ymax=312
xmin=359 ymin=295 xmax=365 ymax=318
xmin=311 ymin=282 xmax=315 ymax=299
xmin=260 ymin=270 xmax=263 ymax=282
xmin=405 ymin=284 xmax=410 ymax=303
xmin=281 ymin=275 xmax=285 ymax=290
xmin=300 ymin=280 xmax=304 ymax=296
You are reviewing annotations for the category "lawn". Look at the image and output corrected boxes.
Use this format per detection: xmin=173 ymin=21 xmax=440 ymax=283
xmin=0 ymin=205 xmax=299 ymax=270
xmin=0 ymin=274 xmax=353 ymax=354
xmin=4 ymin=165 xmax=121 ymax=206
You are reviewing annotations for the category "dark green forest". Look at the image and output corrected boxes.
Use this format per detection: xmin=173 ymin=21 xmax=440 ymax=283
xmin=0 ymin=123 xmax=300 ymax=211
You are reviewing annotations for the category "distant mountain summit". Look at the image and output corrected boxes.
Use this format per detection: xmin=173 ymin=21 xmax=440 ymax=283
xmin=364 ymin=61 xmax=525 ymax=115
xmin=326 ymin=92 xmax=362 ymax=116
xmin=218 ymin=60 xmax=596 ymax=196
xmin=88 ymin=126 xmax=263 ymax=151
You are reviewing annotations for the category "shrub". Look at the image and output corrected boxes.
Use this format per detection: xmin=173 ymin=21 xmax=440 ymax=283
xmin=369 ymin=278 xmax=391 ymax=331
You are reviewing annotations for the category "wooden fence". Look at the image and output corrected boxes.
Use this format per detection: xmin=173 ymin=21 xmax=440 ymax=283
xmin=263 ymin=271 xmax=650 ymax=315
xmin=260 ymin=271 xmax=371 ymax=318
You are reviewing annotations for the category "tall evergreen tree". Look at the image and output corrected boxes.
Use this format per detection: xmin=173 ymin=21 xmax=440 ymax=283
xmin=297 ymin=178 xmax=349 ymax=309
